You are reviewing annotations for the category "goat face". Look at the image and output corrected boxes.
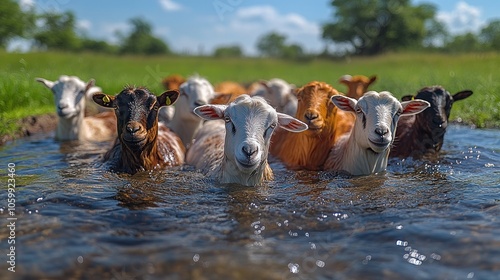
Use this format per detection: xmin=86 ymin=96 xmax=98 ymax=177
xmin=177 ymin=77 xmax=215 ymax=121
xmin=36 ymin=76 xmax=93 ymax=118
xmin=332 ymin=91 xmax=430 ymax=153
xmin=403 ymin=86 xmax=473 ymax=136
xmin=93 ymin=87 xmax=179 ymax=151
xmin=194 ymin=95 xmax=307 ymax=174
xmin=295 ymin=82 xmax=338 ymax=133
xmin=253 ymin=78 xmax=297 ymax=116
xmin=339 ymin=75 xmax=377 ymax=99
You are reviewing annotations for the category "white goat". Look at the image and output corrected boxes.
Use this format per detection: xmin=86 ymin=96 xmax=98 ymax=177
xmin=36 ymin=75 xmax=116 ymax=141
xmin=323 ymin=91 xmax=430 ymax=175
xmin=250 ymin=78 xmax=298 ymax=116
xmin=164 ymin=76 xmax=230 ymax=148
xmin=186 ymin=95 xmax=308 ymax=186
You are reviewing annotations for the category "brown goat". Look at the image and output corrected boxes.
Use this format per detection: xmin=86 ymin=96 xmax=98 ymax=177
xmin=269 ymin=81 xmax=355 ymax=170
xmin=161 ymin=74 xmax=186 ymax=90
xmin=339 ymin=75 xmax=377 ymax=99
xmin=212 ymin=81 xmax=247 ymax=104
xmin=93 ymin=87 xmax=185 ymax=174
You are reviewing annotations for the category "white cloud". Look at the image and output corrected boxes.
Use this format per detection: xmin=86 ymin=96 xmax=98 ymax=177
xmin=211 ymin=5 xmax=322 ymax=55
xmin=19 ymin=0 xmax=34 ymax=11
xmin=159 ymin=0 xmax=182 ymax=12
xmin=77 ymin=20 xmax=92 ymax=31
xmin=437 ymin=1 xmax=486 ymax=34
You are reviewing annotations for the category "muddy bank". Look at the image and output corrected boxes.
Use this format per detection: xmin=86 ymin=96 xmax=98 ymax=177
xmin=0 ymin=113 xmax=57 ymax=145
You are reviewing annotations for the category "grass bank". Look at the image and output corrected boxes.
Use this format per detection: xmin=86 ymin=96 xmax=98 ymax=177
xmin=1 ymin=51 xmax=499 ymax=138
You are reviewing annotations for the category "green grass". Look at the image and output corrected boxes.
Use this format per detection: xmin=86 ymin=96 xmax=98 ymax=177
xmin=1 ymin=51 xmax=499 ymax=137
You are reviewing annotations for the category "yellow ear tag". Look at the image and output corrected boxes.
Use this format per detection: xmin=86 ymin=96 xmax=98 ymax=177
xmin=165 ymin=96 xmax=171 ymax=106
xmin=102 ymin=95 xmax=110 ymax=104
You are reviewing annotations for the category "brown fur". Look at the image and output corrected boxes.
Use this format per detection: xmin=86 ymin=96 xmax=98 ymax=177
xmin=339 ymin=75 xmax=377 ymax=99
xmin=161 ymin=74 xmax=186 ymax=90
xmin=212 ymin=81 xmax=248 ymax=104
xmin=95 ymin=87 xmax=185 ymax=174
xmin=270 ymin=81 xmax=355 ymax=170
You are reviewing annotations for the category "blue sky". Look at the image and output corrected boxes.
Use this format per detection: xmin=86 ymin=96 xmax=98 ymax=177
xmin=14 ymin=0 xmax=500 ymax=55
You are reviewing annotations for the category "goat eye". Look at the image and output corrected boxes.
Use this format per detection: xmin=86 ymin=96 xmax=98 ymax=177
xmin=355 ymin=107 xmax=363 ymax=114
xmin=224 ymin=116 xmax=231 ymax=123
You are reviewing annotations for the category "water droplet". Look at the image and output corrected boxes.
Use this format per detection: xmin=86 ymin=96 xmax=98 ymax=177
xmin=193 ymin=254 xmax=200 ymax=262
xmin=396 ymin=225 xmax=403 ymax=230
xmin=288 ymin=263 xmax=299 ymax=273
xmin=77 ymin=256 xmax=83 ymax=263
xmin=316 ymin=260 xmax=325 ymax=267
xmin=37 ymin=197 xmax=43 ymax=202
xmin=305 ymin=232 xmax=309 ymax=237
xmin=467 ymin=272 xmax=474 ymax=278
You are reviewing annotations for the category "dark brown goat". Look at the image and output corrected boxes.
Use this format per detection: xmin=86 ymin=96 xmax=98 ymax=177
xmin=390 ymin=86 xmax=473 ymax=159
xmin=93 ymin=87 xmax=185 ymax=174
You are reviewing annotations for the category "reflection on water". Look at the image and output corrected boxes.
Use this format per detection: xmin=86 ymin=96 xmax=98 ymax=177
xmin=0 ymin=125 xmax=499 ymax=279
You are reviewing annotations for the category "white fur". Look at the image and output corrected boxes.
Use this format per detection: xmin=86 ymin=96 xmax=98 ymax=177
xmin=324 ymin=91 xmax=430 ymax=175
xmin=36 ymin=75 xmax=115 ymax=141
xmin=250 ymin=78 xmax=298 ymax=117
xmin=165 ymin=76 xmax=216 ymax=147
xmin=186 ymin=95 xmax=307 ymax=186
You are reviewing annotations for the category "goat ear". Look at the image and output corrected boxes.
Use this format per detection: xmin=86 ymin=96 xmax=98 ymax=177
xmin=35 ymin=78 xmax=55 ymax=90
xmin=400 ymin=100 xmax=430 ymax=116
xmin=368 ymin=75 xmax=377 ymax=85
xmin=193 ymin=104 xmax=227 ymax=120
xmin=452 ymin=90 xmax=473 ymax=102
xmin=401 ymin=95 xmax=414 ymax=101
xmin=158 ymin=90 xmax=180 ymax=107
xmin=339 ymin=75 xmax=352 ymax=84
xmin=92 ymin=93 xmax=115 ymax=108
xmin=85 ymin=79 xmax=96 ymax=94
xmin=210 ymin=93 xmax=232 ymax=105
xmin=277 ymin=113 xmax=308 ymax=132
xmin=330 ymin=95 xmax=357 ymax=112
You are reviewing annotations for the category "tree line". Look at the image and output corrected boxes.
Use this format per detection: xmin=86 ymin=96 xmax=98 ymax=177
xmin=1 ymin=0 xmax=499 ymax=58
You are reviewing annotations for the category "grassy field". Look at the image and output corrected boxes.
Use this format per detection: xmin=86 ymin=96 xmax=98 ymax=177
xmin=1 ymin=51 xmax=499 ymax=137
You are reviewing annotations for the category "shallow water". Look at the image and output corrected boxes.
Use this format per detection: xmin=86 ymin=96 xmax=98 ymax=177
xmin=0 ymin=125 xmax=499 ymax=279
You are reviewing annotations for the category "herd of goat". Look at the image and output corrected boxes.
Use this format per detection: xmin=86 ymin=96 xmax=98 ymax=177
xmin=35 ymin=74 xmax=473 ymax=186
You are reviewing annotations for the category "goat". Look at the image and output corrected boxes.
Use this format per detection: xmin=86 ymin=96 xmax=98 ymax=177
xmin=159 ymin=74 xmax=186 ymax=124
xmin=390 ymin=86 xmax=473 ymax=159
xmin=269 ymin=81 xmax=355 ymax=170
xmin=36 ymin=75 xmax=116 ymax=141
xmin=161 ymin=74 xmax=186 ymax=91
xmin=93 ymin=87 xmax=185 ymax=174
xmin=165 ymin=76 xmax=230 ymax=148
xmin=339 ymin=75 xmax=377 ymax=99
xmin=212 ymin=81 xmax=247 ymax=104
xmin=185 ymin=95 xmax=308 ymax=186
xmin=250 ymin=78 xmax=298 ymax=116
xmin=324 ymin=91 xmax=430 ymax=175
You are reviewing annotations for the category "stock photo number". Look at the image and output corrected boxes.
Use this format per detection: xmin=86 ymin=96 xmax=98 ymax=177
xmin=7 ymin=162 xmax=17 ymax=272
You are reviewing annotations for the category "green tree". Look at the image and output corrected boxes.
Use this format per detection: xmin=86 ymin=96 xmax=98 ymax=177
xmin=0 ymin=0 xmax=35 ymax=48
xmin=445 ymin=33 xmax=482 ymax=53
xmin=480 ymin=20 xmax=500 ymax=51
xmin=119 ymin=18 xmax=170 ymax=55
xmin=322 ymin=0 xmax=438 ymax=55
xmin=33 ymin=11 xmax=81 ymax=51
xmin=255 ymin=32 xmax=305 ymax=59
xmin=256 ymin=32 xmax=287 ymax=57
xmin=213 ymin=45 xmax=243 ymax=57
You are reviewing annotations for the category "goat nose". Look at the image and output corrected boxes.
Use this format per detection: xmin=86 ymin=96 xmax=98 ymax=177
xmin=126 ymin=123 xmax=141 ymax=134
xmin=58 ymin=103 xmax=68 ymax=109
xmin=375 ymin=127 xmax=389 ymax=136
xmin=305 ymin=111 xmax=319 ymax=121
xmin=242 ymin=144 xmax=258 ymax=158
